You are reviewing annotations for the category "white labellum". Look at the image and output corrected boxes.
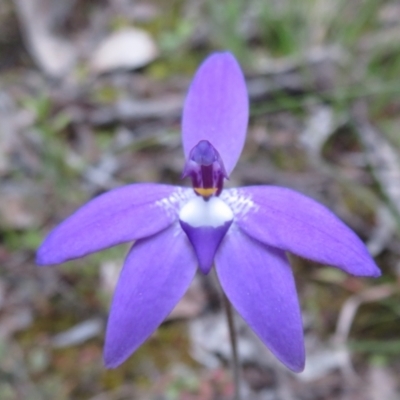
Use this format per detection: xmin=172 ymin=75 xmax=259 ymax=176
xmin=179 ymin=196 xmax=233 ymax=228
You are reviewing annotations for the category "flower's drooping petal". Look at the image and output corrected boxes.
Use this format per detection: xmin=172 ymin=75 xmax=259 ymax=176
xmin=215 ymin=229 xmax=305 ymax=372
xmin=182 ymin=52 xmax=249 ymax=175
xmin=104 ymin=224 xmax=197 ymax=368
xmin=222 ymin=187 xmax=381 ymax=277
xmin=37 ymin=184 xmax=193 ymax=265
xmin=179 ymin=196 xmax=233 ymax=274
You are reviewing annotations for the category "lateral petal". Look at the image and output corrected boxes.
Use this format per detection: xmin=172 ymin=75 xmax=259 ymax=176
xmin=104 ymin=224 xmax=197 ymax=368
xmin=222 ymin=187 xmax=381 ymax=277
xmin=37 ymin=184 xmax=193 ymax=265
xmin=215 ymin=229 xmax=305 ymax=372
xmin=182 ymin=52 xmax=249 ymax=175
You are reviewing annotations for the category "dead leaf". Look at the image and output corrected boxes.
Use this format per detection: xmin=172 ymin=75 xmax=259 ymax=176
xmin=0 ymin=308 xmax=33 ymax=339
xmin=300 ymin=105 xmax=335 ymax=156
xmin=90 ymin=28 xmax=158 ymax=74
xmin=0 ymin=184 xmax=45 ymax=229
xmin=51 ymin=318 xmax=104 ymax=348
xmin=352 ymin=102 xmax=400 ymax=220
xmin=13 ymin=0 xmax=77 ymax=78
xmin=367 ymin=364 xmax=399 ymax=400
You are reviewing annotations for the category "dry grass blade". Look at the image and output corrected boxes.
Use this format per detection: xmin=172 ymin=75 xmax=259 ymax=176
xmin=352 ymin=101 xmax=400 ymax=224
xmin=13 ymin=0 xmax=77 ymax=77
xmin=334 ymin=284 xmax=397 ymax=346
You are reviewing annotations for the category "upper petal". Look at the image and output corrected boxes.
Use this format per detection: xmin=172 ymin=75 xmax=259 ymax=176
xmin=37 ymin=184 xmax=193 ymax=265
xmin=104 ymin=224 xmax=197 ymax=368
xmin=215 ymin=229 xmax=305 ymax=372
xmin=182 ymin=52 xmax=249 ymax=175
xmin=222 ymin=187 xmax=381 ymax=277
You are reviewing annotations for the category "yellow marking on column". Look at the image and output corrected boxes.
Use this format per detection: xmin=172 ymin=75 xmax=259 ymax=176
xmin=194 ymin=188 xmax=217 ymax=197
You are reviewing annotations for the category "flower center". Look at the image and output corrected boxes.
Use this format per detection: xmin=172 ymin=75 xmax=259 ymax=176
xmin=179 ymin=196 xmax=233 ymax=228
xmin=182 ymin=140 xmax=228 ymax=199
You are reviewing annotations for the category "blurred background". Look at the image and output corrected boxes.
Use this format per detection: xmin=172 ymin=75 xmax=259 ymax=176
xmin=0 ymin=0 xmax=400 ymax=399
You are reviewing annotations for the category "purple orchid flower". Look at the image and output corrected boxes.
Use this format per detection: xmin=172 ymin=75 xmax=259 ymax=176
xmin=37 ymin=52 xmax=380 ymax=373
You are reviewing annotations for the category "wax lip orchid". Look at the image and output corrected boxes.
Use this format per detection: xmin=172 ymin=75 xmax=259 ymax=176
xmin=37 ymin=52 xmax=381 ymax=373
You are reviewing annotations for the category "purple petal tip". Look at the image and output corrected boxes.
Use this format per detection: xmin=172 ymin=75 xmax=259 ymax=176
xmin=36 ymin=244 xmax=59 ymax=266
xmin=216 ymin=231 xmax=306 ymax=373
xmin=365 ymin=267 xmax=382 ymax=278
xmin=226 ymin=186 xmax=382 ymax=278
xmin=103 ymin=226 xmax=197 ymax=368
xmin=35 ymin=184 xmax=188 ymax=266
xmin=35 ymin=250 xmax=48 ymax=266
xmin=104 ymin=353 xmax=124 ymax=369
xmin=290 ymin=359 xmax=305 ymax=373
